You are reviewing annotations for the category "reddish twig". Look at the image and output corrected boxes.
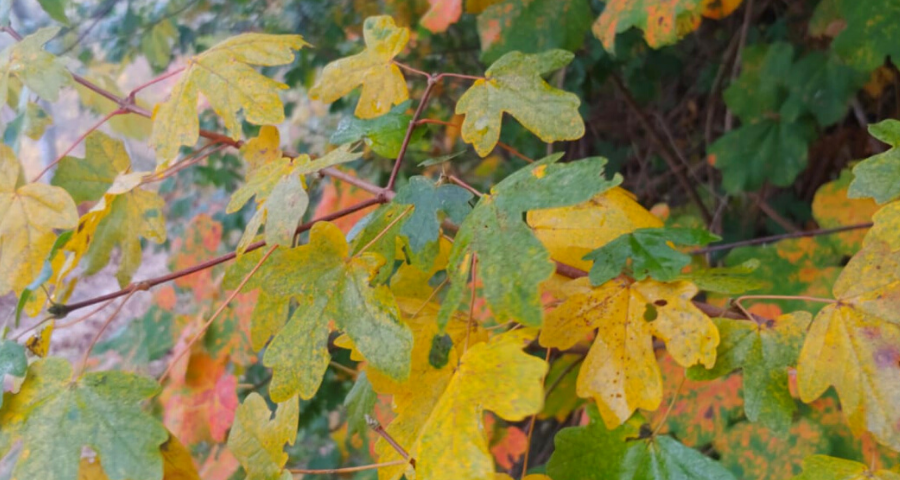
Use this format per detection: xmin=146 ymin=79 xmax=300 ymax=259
xmin=367 ymin=415 xmax=416 ymax=468
xmin=75 ymin=289 xmax=139 ymax=378
xmin=128 ymin=66 xmax=185 ymax=97
xmin=691 ymin=222 xmax=873 ymax=254
xmin=143 ymin=143 xmax=229 ymax=184
xmin=447 ymin=175 xmax=483 ymax=197
xmin=387 ymin=76 xmax=438 ymax=191
xmin=32 ymin=108 xmax=126 ymax=182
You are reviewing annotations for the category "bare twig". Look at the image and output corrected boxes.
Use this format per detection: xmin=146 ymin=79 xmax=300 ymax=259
xmin=387 ymin=76 xmax=438 ymax=190
xmin=32 ymin=108 xmax=126 ymax=182
xmin=690 ymin=222 xmax=873 ymax=254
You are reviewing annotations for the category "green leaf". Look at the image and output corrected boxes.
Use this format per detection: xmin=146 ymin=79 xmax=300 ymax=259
xmin=792 ymin=455 xmax=900 ymax=480
xmin=584 ymin=227 xmax=719 ymax=286
xmin=681 ymin=259 xmax=766 ymax=295
xmin=832 ymin=0 xmax=900 ymax=72
xmin=848 ymin=120 xmax=900 ymax=204
xmin=456 ymin=50 xmax=585 ymax=157
xmin=330 ymin=100 xmax=422 ymax=157
xmin=23 ymin=101 xmax=52 ymax=140
xmin=476 ymin=0 xmax=593 ymax=64
xmin=592 ymin=0 xmax=706 ymax=52
xmin=225 ymin=222 xmax=412 ymax=402
xmin=0 ymin=339 xmax=26 ymax=408
xmin=438 ymin=155 xmax=621 ymax=328
xmin=140 ymin=20 xmax=177 ymax=69
xmin=51 ymin=131 xmax=132 ymax=204
xmin=784 ymin=51 xmax=866 ymax=127
xmin=227 ymin=392 xmax=298 ymax=480
xmin=724 ymin=43 xmax=795 ymax=122
xmin=0 ymin=27 xmax=71 ymax=108
xmin=150 ymin=33 xmax=308 ymax=162
xmin=37 ymin=0 xmax=68 ymax=25
xmin=93 ymin=306 xmax=174 ymax=368
xmin=344 ymin=371 xmax=377 ymax=438
xmin=393 ymin=176 xmax=473 ymax=253
xmin=709 ymin=118 xmax=816 ymax=193
xmin=547 ymin=405 xmax=736 ymax=480
xmin=689 ymin=312 xmax=812 ymax=435
xmin=0 ymin=358 xmax=167 ymax=480
xmin=349 ymin=202 xmax=413 ymax=285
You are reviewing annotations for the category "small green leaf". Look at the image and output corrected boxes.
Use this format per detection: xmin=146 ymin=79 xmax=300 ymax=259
xmin=93 ymin=306 xmax=174 ymax=368
xmin=394 ymin=176 xmax=473 ymax=253
xmin=0 ymin=27 xmax=71 ymax=108
xmin=832 ymin=0 xmax=900 ymax=72
xmin=849 ymin=120 xmax=900 ymax=204
xmin=344 ymin=371 xmax=377 ymax=437
xmin=330 ymin=100 xmax=422 ymax=157
xmin=52 ymin=131 xmax=132 ymax=204
xmin=37 ymin=0 xmax=69 ymax=25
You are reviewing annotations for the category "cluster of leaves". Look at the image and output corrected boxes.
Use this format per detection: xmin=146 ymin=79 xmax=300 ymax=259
xmin=2 ymin=1 xmax=900 ymax=479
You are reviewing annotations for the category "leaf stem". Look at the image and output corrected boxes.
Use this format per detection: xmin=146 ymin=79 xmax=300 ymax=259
xmin=464 ymin=253 xmax=478 ymax=354
xmin=733 ymin=294 xmax=836 ymax=319
xmin=32 ymin=108 xmax=126 ymax=182
xmin=521 ymin=347 xmax=553 ymax=478
xmin=158 ymin=244 xmax=278 ymax=383
xmin=367 ymin=415 xmax=416 ymax=468
xmin=142 ymin=143 xmax=229 ymax=185
xmin=288 ymin=460 xmax=407 ymax=475
xmin=447 ymin=174 xmax=483 ymax=197
xmin=128 ymin=66 xmax=185 ymax=97
xmin=354 ymin=205 xmax=413 ymax=256
xmin=650 ymin=374 xmax=686 ymax=438
xmin=75 ymin=289 xmax=138 ymax=378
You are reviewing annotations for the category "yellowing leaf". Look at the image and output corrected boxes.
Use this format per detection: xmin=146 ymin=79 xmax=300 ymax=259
xmin=309 ymin=16 xmax=409 ymax=119
xmin=25 ymin=321 xmax=54 ymax=358
xmin=378 ymin=330 xmax=546 ymax=480
xmin=797 ymin=217 xmax=900 ymax=450
xmin=812 ymin=170 xmax=878 ymax=256
xmin=0 ymin=27 xmax=72 ymax=108
xmin=541 ymin=277 xmax=718 ymax=429
xmin=227 ymin=392 xmax=298 ymax=480
xmin=528 ymin=187 xmax=663 ymax=272
xmin=0 ymin=145 xmax=78 ymax=296
xmin=150 ymin=33 xmax=308 ymax=162
xmin=456 ymin=50 xmax=584 ymax=157
xmin=792 ymin=455 xmax=900 ymax=480
xmin=593 ymin=0 xmax=706 ymax=52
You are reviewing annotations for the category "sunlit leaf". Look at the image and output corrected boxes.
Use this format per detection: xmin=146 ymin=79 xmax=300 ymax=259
xmin=227 ymin=392 xmax=298 ymax=480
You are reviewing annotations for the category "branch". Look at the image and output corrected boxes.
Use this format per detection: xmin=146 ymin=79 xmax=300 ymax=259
xmin=32 ymin=108 xmax=126 ymax=182
xmin=690 ymin=222 xmax=873 ymax=254
xmin=609 ymin=73 xmax=713 ymax=225
xmin=386 ymin=76 xmax=439 ymax=191
xmin=54 ymin=197 xmax=385 ymax=316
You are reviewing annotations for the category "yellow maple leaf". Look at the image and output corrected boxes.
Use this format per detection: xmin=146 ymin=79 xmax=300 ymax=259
xmin=150 ymin=33 xmax=308 ymax=162
xmin=541 ymin=277 xmax=718 ymax=429
xmin=797 ymin=212 xmax=900 ymax=450
xmin=527 ymin=187 xmax=663 ymax=271
xmin=0 ymin=145 xmax=78 ymax=296
xmin=309 ymin=16 xmax=409 ymax=119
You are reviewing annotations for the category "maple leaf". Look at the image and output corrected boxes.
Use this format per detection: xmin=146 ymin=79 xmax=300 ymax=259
xmin=682 ymin=259 xmax=766 ymax=295
xmin=849 ymin=119 xmax=900 ymax=204
xmin=476 ymin=0 xmax=593 ymax=64
xmin=713 ymin=419 xmax=830 ymax=479
xmin=421 ymin=0 xmax=462 ymax=33
xmin=150 ymin=33 xmax=308 ymax=162
xmin=456 ymin=50 xmax=585 ymax=157
xmin=540 ymin=277 xmax=718 ymax=429
xmin=0 ymin=358 xmax=168 ymax=480
xmin=225 ymin=222 xmax=413 ymax=402
xmin=344 ymin=371 xmax=377 ymax=438
xmin=438 ymin=155 xmax=620 ymax=328
xmin=227 ymin=392 xmax=298 ymax=480
xmin=539 ymin=353 xmax=584 ymax=422
xmin=0 ymin=340 xmax=26 ymax=408
xmin=393 ymin=176 xmax=472 ymax=253
xmin=24 ymin=101 xmax=52 ymax=140
xmin=547 ymin=405 xmax=736 ymax=480
xmin=528 ymin=186 xmax=663 ymax=272
xmin=689 ymin=312 xmax=811 ymax=434
xmin=93 ymin=306 xmax=175 ymax=370
xmin=228 ymin=127 xmax=361 ymax=252
xmin=831 ymin=0 xmax=900 ymax=72
xmin=0 ymin=27 xmax=72 ymax=108
xmin=792 ymin=455 xmax=900 ymax=480
xmin=592 ymin=0 xmax=707 ymax=52
xmin=812 ymin=169 xmax=878 ymax=256
xmin=309 ymin=16 xmax=409 ymax=119
xmin=0 ymin=144 xmax=78 ymax=296
xmin=160 ymin=353 xmax=238 ymax=445
xmin=77 ymin=434 xmax=200 ymax=480
xmin=51 ymin=130 xmax=132 ymax=204
xmin=330 ymin=100 xmax=423 ymax=158
xmin=584 ymin=227 xmax=718 ymax=286
xmin=796 ymin=211 xmax=900 ymax=450
xmin=379 ymin=330 xmax=546 ymax=480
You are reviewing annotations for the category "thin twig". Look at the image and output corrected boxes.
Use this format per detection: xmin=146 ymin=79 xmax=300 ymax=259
xmin=355 ymin=205 xmax=413 ymax=255
xmin=76 ymin=289 xmax=138 ymax=378
xmin=651 ymin=375 xmax=686 ymax=438
xmin=32 ymin=108 xmax=125 ymax=182
xmin=128 ymin=67 xmax=185 ymax=96
xmin=497 ymin=142 xmax=535 ymax=163
xmin=521 ymin=348 xmax=552 ymax=478
xmin=393 ymin=61 xmax=430 ymax=78
xmin=289 ymin=460 xmax=407 ymax=475
xmin=725 ymin=0 xmax=755 ymax=132
xmin=464 ymin=254 xmax=478 ymax=354
xmin=367 ymin=415 xmax=416 ymax=468
xmin=329 ymin=361 xmax=358 ymax=378
xmin=690 ymin=222 xmax=873 ymax=254
xmin=158 ymin=245 xmax=278 ymax=383
xmin=447 ymin=175 xmax=483 ymax=197
xmin=387 ymin=76 xmax=438 ymax=190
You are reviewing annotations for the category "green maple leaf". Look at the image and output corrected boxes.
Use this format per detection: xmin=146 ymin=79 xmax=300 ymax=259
xmin=680 ymin=259 xmax=766 ymax=295
xmin=150 ymin=33 xmax=308 ymax=162
xmin=393 ymin=176 xmax=473 ymax=253
xmin=0 ymin=339 xmax=26 ymax=408
xmin=689 ymin=312 xmax=812 ymax=435
xmin=456 ymin=50 xmax=585 ymax=157
xmin=52 ymin=131 xmax=132 ymax=203
xmin=784 ymin=51 xmax=866 ymax=127
xmin=584 ymin=227 xmax=718 ymax=286
xmin=0 ymin=358 xmax=168 ymax=480
xmin=438 ymin=154 xmax=620 ymax=328
xmin=227 ymin=392 xmax=298 ymax=480
xmin=0 ymin=27 xmax=71 ymax=109
xmin=792 ymin=455 xmax=900 ymax=480
xmin=225 ymin=222 xmax=412 ymax=402
xmin=547 ymin=405 xmax=736 ymax=480
xmin=349 ymin=202 xmax=412 ymax=285
xmin=848 ymin=119 xmax=900 ymax=204
xmin=37 ymin=0 xmax=69 ymax=25
xmin=831 ymin=0 xmax=900 ymax=72
xmin=344 ymin=371 xmax=377 ymax=438
xmin=329 ymin=100 xmax=424 ymax=157
xmin=476 ymin=0 xmax=593 ymax=64
xmin=93 ymin=306 xmax=174 ymax=368
xmin=592 ymin=0 xmax=705 ymax=52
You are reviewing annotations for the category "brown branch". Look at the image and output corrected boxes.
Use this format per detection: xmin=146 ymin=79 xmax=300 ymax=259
xmin=609 ymin=73 xmax=713 ymax=225
xmin=32 ymin=108 xmax=126 ymax=182
xmin=55 ymin=197 xmax=386 ymax=316
xmin=690 ymin=222 xmax=873 ymax=254
xmin=367 ymin=416 xmax=416 ymax=468
xmin=387 ymin=76 xmax=439 ymax=190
